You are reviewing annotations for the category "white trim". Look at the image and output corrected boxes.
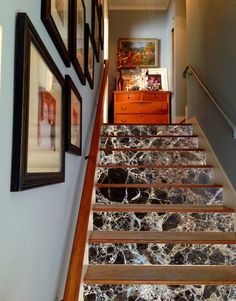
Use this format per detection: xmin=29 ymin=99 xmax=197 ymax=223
xmin=188 ymin=117 xmax=236 ymax=214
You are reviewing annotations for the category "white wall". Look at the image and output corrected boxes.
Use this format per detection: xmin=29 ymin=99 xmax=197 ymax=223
xmin=0 ymin=1 xmax=103 ymax=300
xmin=108 ymin=10 xmax=168 ymax=120
xmin=186 ymin=0 xmax=236 ymax=189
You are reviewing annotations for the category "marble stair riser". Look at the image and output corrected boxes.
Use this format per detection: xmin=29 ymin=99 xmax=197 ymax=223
xmin=93 ymin=212 xmax=234 ymax=232
xmin=101 ymin=125 xmax=193 ymax=136
xmin=83 ymin=284 xmax=236 ymax=301
xmin=100 ymin=136 xmax=199 ymax=149
xmin=96 ymin=167 xmax=213 ymax=185
xmin=96 ymin=187 xmax=223 ymax=205
xmin=89 ymin=243 xmax=236 ymax=265
xmin=99 ymin=150 xmax=207 ymax=166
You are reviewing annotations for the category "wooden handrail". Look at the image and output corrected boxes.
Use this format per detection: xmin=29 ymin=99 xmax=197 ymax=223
xmin=183 ymin=64 xmax=236 ymax=139
xmin=63 ymin=60 xmax=109 ymax=301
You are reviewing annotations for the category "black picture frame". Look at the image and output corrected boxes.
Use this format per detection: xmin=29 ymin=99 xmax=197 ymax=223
xmin=91 ymin=0 xmax=100 ymax=62
xmin=99 ymin=3 xmax=104 ymax=50
xmin=65 ymin=75 xmax=82 ymax=155
xmin=85 ymin=23 xmax=95 ymax=89
xmin=70 ymin=0 xmax=86 ymax=84
xmin=41 ymin=0 xmax=71 ymax=66
xmin=11 ymin=13 xmax=65 ymax=191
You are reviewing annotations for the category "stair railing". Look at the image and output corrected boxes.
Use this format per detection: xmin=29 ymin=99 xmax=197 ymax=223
xmin=183 ymin=64 xmax=236 ymax=139
xmin=63 ymin=60 xmax=109 ymax=301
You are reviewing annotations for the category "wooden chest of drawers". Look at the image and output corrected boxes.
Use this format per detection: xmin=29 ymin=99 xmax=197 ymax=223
xmin=114 ymin=90 xmax=171 ymax=124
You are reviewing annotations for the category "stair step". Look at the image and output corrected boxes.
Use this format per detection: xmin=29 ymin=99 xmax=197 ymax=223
xmin=93 ymin=211 xmax=234 ymax=232
xmin=96 ymin=186 xmax=223 ymax=205
xmin=83 ymin=265 xmax=236 ymax=284
xmin=99 ymin=149 xmax=207 ymax=166
xmin=96 ymin=166 xmax=213 ymax=185
xmin=100 ymin=135 xmax=199 ymax=149
xmin=89 ymin=231 xmax=236 ymax=244
xmin=96 ymin=184 xmax=223 ymax=188
xmin=102 ymin=124 xmax=193 ymax=136
xmin=93 ymin=204 xmax=233 ymax=213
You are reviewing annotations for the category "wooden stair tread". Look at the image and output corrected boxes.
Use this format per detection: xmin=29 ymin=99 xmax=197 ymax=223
xmin=99 ymin=148 xmax=205 ymax=152
xmin=97 ymin=164 xmax=213 ymax=169
xmin=93 ymin=204 xmax=234 ymax=213
xmin=89 ymin=230 xmax=236 ymax=244
xmin=84 ymin=265 xmax=236 ymax=285
xmin=101 ymin=135 xmax=198 ymax=138
xmin=96 ymin=183 xmax=223 ymax=188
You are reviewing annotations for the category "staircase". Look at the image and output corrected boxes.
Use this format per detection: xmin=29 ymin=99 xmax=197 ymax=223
xmin=83 ymin=124 xmax=236 ymax=301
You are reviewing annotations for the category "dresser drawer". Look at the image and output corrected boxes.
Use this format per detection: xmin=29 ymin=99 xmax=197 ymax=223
xmin=115 ymin=92 xmax=141 ymax=102
xmin=115 ymin=101 xmax=168 ymax=114
xmin=115 ymin=114 xmax=169 ymax=124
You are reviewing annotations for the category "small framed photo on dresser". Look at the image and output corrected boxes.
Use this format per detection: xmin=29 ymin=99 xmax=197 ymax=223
xmin=11 ymin=13 xmax=65 ymax=191
xmin=41 ymin=0 xmax=71 ymax=66
xmin=65 ymin=75 xmax=82 ymax=155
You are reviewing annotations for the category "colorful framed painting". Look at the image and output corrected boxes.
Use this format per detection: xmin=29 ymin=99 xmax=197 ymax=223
xmin=41 ymin=0 xmax=71 ymax=66
xmin=65 ymin=75 xmax=82 ymax=155
xmin=85 ymin=23 xmax=94 ymax=89
xmin=91 ymin=0 xmax=100 ymax=62
xmin=118 ymin=38 xmax=159 ymax=68
xmin=11 ymin=13 xmax=65 ymax=191
xmin=99 ymin=3 xmax=104 ymax=50
xmin=70 ymin=0 xmax=86 ymax=84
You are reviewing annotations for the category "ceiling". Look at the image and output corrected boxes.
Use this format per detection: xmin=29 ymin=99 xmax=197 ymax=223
xmin=108 ymin=0 xmax=170 ymax=11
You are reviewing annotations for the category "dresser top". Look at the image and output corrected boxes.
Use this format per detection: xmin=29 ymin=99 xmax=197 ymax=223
xmin=113 ymin=90 xmax=171 ymax=94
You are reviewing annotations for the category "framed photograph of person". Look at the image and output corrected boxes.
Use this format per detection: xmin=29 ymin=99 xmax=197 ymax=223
xmin=65 ymin=75 xmax=82 ymax=155
xmin=91 ymin=0 xmax=100 ymax=62
xmin=85 ymin=23 xmax=95 ymax=89
xmin=11 ymin=13 xmax=65 ymax=191
xmin=69 ymin=0 xmax=86 ymax=84
xmin=99 ymin=3 xmax=104 ymax=51
xmin=41 ymin=0 xmax=71 ymax=66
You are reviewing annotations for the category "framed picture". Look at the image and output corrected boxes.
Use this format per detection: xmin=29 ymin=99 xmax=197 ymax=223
xmin=70 ymin=0 xmax=86 ymax=84
xmin=91 ymin=0 xmax=100 ymax=62
xmin=99 ymin=4 xmax=104 ymax=50
xmin=85 ymin=23 xmax=95 ymax=89
xmin=118 ymin=38 xmax=159 ymax=68
xmin=147 ymin=74 xmax=162 ymax=90
xmin=41 ymin=0 xmax=71 ymax=66
xmin=11 ymin=13 xmax=65 ymax=191
xmin=65 ymin=75 xmax=82 ymax=155
xmin=148 ymin=67 xmax=169 ymax=90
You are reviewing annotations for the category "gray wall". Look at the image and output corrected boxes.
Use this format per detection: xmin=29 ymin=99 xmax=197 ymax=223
xmin=186 ymin=0 xmax=236 ymax=188
xmin=108 ymin=10 xmax=168 ymax=119
xmin=0 ymin=0 xmax=103 ymax=300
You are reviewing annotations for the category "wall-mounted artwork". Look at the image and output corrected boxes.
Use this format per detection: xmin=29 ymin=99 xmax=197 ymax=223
xmin=85 ymin=23 xmax=94 ymax=89
xmin=99 ymin=4 xmax=104 ymax=50
xmin=41 ymin=0 xmax=71 ymax=66
xmin=11 ymin=13 xmax=65 ymax=191
xmin=91 ymin=0 xmax=100 ymax=62
xmin=70 ymin=0 xmax=86 ymax=84
xmin=65 ymin=75 xmax=82 ymax=155
xmin=118 ymin=38 xmax=159 ymax=68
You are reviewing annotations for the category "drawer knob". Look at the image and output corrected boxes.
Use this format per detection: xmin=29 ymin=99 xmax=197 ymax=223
xmin=121 ymin=119 xmax=127 ymax=122
xmin=121 ymin=106 xmax=127 ymax=111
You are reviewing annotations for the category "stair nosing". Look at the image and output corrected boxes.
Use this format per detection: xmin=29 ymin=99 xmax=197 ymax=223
xmin=93 ymin=204 xmax=234 ymax=213
xmin=99 ymin=148 xmax=205 ymax=152
xmin=95 ymin=183 xmax=223 ymax=188
xmin=89 ymin=230 xmax=236 ymax=244
xmin=83 ymin=265 xmax=236 ymax=285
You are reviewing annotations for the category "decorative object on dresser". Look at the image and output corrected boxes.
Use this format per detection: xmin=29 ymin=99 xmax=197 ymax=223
xmin=114 ymin=90 xmax=171 ymax=124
